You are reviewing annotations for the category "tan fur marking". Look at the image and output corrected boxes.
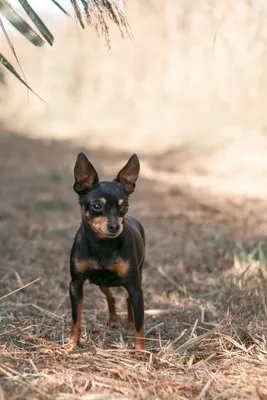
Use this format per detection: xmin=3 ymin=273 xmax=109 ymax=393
xmin=118 ymin=199 xmax=124 ymax=206
xmin=69 ymin=299 xmax=83 ymax=345
xmin=127 ymin=297 xmax=134 ymax=328
xmin=75 ymin=258 xmax=97 ymax=273
xmin=99 ymin=197 xmax=106 ymax=204
xmin=134 ymin=324 xmax=145 ymax=351
xmin=106 ymin=261 xmax=129 ymax=277
xmin=100 ymin=286 xmax=119 ymax=327
xmin=85 ymin=211 xmax=108 ymax=239
xmin=118 ymin=216 xmax=124 ymax=224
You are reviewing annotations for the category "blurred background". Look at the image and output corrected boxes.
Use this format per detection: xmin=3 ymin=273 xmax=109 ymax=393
xmin=1 ymin=0 xmax=267 ymax=198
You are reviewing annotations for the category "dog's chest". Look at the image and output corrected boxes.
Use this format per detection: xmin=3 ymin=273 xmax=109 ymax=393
xmin=97 ymin=258 xmax=129 ymax=278
xmin=90 ymin=258 xmax=129 ymax=287
xmin=76 ymin=257 xmax=129 ymax=279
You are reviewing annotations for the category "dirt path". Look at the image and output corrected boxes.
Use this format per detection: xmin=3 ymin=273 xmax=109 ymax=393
xmin=1 ymin=133 xmax=267 ymax=399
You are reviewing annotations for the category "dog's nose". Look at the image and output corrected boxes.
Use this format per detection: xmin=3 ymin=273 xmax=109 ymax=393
xmin=108 ymin=222 xmax=120 ymax=234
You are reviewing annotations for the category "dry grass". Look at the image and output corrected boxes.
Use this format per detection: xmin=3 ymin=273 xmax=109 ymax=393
xmin=1 ymin=133 xmax=267 ymax=399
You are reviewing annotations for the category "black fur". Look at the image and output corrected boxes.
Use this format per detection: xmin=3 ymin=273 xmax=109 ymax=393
xmin=69 ymin=153 xmax=145 ymax=346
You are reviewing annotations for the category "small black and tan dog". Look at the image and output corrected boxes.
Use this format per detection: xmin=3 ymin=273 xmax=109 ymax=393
xmin=68 ymin=152 xmax=145 ymax=351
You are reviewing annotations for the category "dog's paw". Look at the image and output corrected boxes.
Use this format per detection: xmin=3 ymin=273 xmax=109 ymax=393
xmin=64 ymin=342 xmax=78 ymax=352
xmin=108 ymin=318 xmax=120 ymax=328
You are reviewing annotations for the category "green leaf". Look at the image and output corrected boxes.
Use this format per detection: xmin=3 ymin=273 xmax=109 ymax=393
xmin=50 ymin=0 xmax=71 ymax=16
xmin=0 ymin=16 xmax=28 ymax=88
xmin=0 ymin=53 xmax=45 ymax=102
xmin=18 ymin=0 xmax=54 ymax=46
xmin=0 ymin=0 xmax=44 ymax=46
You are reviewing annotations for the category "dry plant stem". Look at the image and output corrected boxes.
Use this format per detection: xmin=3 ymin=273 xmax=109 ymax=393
xmin=0 ymin=278 xmax=40 ymax=300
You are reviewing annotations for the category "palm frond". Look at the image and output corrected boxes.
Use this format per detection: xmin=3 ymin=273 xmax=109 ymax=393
xmin=0 ymin=68 xmax=4 ymax=84
xmin=0 ymin=0 xmax=130 ymax=97
xmin=50 ymin=0 xmax=71 ymax=16
xmin=0 ymin=0 xmax=44 ymax=46
xmin=0 ymin=53 xmax=45 ymax=102
xmin=71 ymin=0 xmax=85 ymax=29
xmin=0 ymin=16 xmax=28 ymax=90
xmin=18 ymin=0 xmax=54 ymax=46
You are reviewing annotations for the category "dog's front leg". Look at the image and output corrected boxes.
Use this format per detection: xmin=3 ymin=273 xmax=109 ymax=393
xmin=126 ymin=285 xmax=145 ymax=352
xmin=68 ymin=278 xmax=84 ymax=349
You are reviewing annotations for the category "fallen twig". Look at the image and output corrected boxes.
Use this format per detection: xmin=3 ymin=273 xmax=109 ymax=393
xmin=0 ymin=278 xmax=40 ymax=301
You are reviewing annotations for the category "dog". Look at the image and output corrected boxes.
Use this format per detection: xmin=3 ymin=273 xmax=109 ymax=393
xmin=68 ymin=152 xmax=145 ymax=351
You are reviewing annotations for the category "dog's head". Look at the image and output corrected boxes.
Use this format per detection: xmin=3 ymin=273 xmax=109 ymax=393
xmin=73 ymin=153 xmax=140 ymax=239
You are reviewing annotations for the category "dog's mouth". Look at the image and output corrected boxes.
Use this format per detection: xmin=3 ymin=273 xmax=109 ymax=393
xmin=104 ymin=233 xmax=121 ymax=238
xmin=95 ymin=226 xmax=123 ymax=239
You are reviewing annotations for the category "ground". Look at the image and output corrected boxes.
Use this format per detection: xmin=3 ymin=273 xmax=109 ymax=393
xmin=1 ymin=133 xmax=267 ymax=399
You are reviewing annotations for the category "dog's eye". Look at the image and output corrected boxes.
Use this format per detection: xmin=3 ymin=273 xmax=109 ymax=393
xmin=92 ymin=204 xmax=102 ymax=211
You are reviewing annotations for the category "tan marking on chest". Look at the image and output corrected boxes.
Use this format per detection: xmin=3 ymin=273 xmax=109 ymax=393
xmin=75 ymin=258 xmax=98 ymax=273
xmin=106 ymin=261 xmax=129 ymax=277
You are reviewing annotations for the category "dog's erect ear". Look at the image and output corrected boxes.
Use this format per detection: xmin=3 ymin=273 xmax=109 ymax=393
xmin=114 ymin=154 xmax=140 ymax=194
xmin=73 ymin=153 xmax=99 ymax=194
